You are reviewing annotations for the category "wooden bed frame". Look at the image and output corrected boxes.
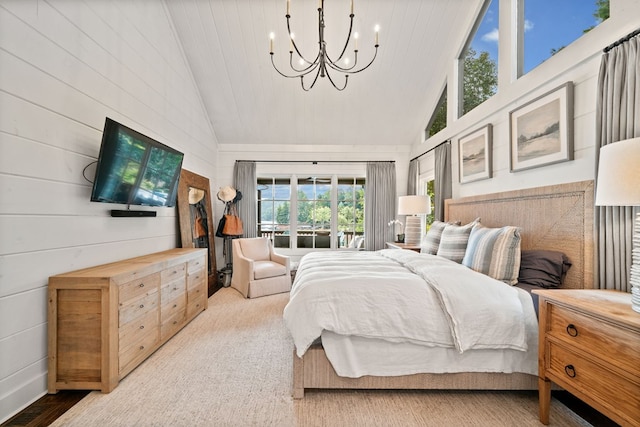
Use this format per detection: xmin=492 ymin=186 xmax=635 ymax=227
xmin=292 ymin=180 xmax=594 ymax=398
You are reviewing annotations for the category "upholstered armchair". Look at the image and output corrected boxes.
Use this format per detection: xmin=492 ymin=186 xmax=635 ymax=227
xmin=230 ymin=237 xmax=292 ymax=298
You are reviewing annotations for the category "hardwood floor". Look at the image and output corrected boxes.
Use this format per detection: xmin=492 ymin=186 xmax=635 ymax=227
xmin=1 ymin=391 xmax=88 ymax=427
xmin=1 ymin=390 xmax=618 ymax=427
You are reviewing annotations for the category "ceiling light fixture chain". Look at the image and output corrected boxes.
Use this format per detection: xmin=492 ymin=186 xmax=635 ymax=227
xmin=269 ymin=0 xmax=379 ymax=91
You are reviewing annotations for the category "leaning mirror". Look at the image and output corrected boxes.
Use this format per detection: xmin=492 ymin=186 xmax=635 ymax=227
xmin=177 ymin=169 xmax=218 ymax=296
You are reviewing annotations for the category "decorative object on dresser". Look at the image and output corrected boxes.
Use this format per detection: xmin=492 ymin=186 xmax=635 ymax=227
xmin=595 ymin=137 xmax=640 ymax=313
xmin=48 ymin=248 xmax=208 ymax=393
xmin=534 ymin=289 xmax=640 ymax=427
xmin=397 ymin=195 xmax=431 ymax=246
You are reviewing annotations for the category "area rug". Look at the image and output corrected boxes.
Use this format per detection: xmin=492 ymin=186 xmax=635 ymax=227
xmin=51 ymin=288 xmax=592 ymax=427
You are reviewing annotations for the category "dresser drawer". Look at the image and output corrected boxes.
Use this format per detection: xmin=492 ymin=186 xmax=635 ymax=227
xmin=547 ymin=342 xmax=640 ymax=425
xmin=161 ymin=293 xmax=186 ymax=320
xmin=119 ymin=290 xmax=159 ymax=326
xmin=161 ymin=277 xmax=186 ymax=303
xmin=119 ymin=324 xmax=159 ymax=377
xmin=161 ymin=310 xmax=185 ymax=341
xmin=187 ymin=267 xmax=206 ymax=291
xmin=161 ymin=263 xmax=186 ymax=283
xmin=188 ymin=256 xmax=206 ymax=273
xmin=187 ymin=293 xmax=206 ymax=319
xmin=548 ymin=304 xmax=640 ymax=375
xmin=119 ymin=309 xmax=159 ymax=352
xmin=119 ymin=273 xmax=160 ymax=303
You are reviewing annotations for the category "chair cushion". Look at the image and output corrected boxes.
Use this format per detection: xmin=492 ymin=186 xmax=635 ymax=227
xmin=253 ymin=261 xmax=287 ymax=280
xmin=240 ymin=238 xmax=270 ymax=261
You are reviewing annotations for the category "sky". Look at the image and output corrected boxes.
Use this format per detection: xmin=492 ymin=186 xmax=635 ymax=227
xmin=472 ymin=0 xmax=606 ymax=74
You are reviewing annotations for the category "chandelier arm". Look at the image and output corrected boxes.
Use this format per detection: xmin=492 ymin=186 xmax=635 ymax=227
xmin=286 ymin=14 xmax=315 ymax=66
xmin=329 ymin=46 xmax=378 ymax=75
xmin=288 ymin=51 xmax=321 ymax=74
xmin=335 ymin=13 xmax=356 ymax=62
xmin=301 ymin=67 xmax=322 ymax=91
xmin=324 ymin=68 xmax=348 ymax=91
xmin=271 ymin=54 xmax=320 ymax=79
xmin=324 ymin=50 xmax=359 ymax=72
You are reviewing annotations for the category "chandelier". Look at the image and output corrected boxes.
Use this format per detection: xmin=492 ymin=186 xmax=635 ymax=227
xmin=269 ymin=0 xmax=380 ymax=91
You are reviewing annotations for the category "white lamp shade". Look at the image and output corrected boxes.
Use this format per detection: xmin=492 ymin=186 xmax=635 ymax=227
xmin=398 ymin=195 xmax=431 ymax=215
xmin=595 ymin=137 xmax=640 ymax=206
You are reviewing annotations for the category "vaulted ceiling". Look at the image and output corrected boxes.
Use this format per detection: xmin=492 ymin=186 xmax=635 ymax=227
xmin=166 ymin=0 xmax=483 ymax=147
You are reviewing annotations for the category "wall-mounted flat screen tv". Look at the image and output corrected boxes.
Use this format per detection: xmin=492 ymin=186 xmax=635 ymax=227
xmin=90 ymin=118 xmax=184 ymax=209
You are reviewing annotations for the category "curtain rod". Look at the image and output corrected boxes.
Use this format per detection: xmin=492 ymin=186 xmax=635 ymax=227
xmin=237 ymin=160 xmax=395 ymax=164
xmin=603 ymin=27 xmax=640 ymax=52
xmin=409 ymin=139 xmax=451 ymax=162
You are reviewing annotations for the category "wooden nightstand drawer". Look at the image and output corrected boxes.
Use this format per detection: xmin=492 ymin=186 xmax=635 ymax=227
xmin=548 ymin=342 xmax=640 ymax=426
xmin=548 ymin=304 xmax=640 ymax=375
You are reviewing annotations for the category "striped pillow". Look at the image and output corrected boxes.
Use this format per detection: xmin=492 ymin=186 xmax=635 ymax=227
xmin=462 ymin=224 xmax=522 ymax=285
xmin=436 ymin=219 xmax=479 ymax=263
xmin=421 ymin=220 xmax=461 ymax=255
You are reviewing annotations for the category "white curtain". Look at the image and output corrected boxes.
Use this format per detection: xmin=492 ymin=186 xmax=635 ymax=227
xmin=233 ymin=161 xmax=257 ymax=238
xmin=434 ymin=142 xmax=452 ymax=222
xmin=364 ymin=162 xmax=396 ymax=251
xmin=595 ymin=34 xmax=640 ymax=291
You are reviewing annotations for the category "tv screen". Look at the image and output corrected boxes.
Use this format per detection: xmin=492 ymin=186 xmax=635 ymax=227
xmin=90 ymin=118 xmax=184 ymax=208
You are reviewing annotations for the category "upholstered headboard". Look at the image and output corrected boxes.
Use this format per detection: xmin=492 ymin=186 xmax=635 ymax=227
xmin=445 ymin=180 xmax=594 ymax=289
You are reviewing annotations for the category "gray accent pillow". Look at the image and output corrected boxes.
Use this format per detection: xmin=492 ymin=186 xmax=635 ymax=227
xmin=421 ymin=220 xmax=461 ymax=255
xmin=436 ymin=218 xmax=479 ymax=263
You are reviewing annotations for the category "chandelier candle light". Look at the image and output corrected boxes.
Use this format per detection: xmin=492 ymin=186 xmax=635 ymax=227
xmin=269 ymin=0 xmax=379 ymax=91
xmin=595 ymin=137 xmax=640 ymax=313
xmin=398 ymin=195 xmax=431 ymax=246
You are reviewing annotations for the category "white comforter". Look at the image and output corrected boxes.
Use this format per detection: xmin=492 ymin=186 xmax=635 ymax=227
xmin=284 ymin=250 xmax=530 ymax=360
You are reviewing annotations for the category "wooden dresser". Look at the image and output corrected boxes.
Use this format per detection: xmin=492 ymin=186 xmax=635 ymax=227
xmin=534 ymin=289 xmax=640 ymax=427
xmin=48 ymin=248 xmax=207 ymax=393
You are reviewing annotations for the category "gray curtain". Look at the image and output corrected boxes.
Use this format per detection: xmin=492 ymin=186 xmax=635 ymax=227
xmin=233 ymin=161 xmax=257 ymax=238
xmin=365 ymin=162 xmax=396 ymax=251
xmin=434 ymin=142 xmax=452 ymax=221
xmin=407 ymin=159 xmax=418 ymax=195
xmin=595 ymin=35 xmax=640 ymax=291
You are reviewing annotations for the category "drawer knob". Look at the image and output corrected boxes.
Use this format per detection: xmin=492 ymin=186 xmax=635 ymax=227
xmin=566 ymin=324 xmax=578 ymax=337
xmin=139 ymin=304 xmax=144 ymax=309
xmin=139 ymin=325 xmax=144 ymax=330
xmin=139 ymin=283 xmax=144 ymax=288
xmin=173 ymin=304 xmax=177 ymax=308
xmin=139 ymin=345 xmax=144 ymax=350
xmin=564 ymin=364 xmax=576 ymax=378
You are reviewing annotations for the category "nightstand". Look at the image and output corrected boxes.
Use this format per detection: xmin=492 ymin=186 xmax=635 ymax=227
xmin=533 ymin=289 xmax=640 ymax=427
xmin=385 ymin=242 xmax=421 ymax=252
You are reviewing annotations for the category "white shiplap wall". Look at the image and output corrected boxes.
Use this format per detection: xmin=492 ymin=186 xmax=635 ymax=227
xmin=0 ymin=0 xmax=217 ymax=422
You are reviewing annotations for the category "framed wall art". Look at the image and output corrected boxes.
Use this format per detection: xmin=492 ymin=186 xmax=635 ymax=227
xmin=509 ymin=82 xmax=573 ymax=172
xmin=458 ymin=124 xmax=492 ymax=183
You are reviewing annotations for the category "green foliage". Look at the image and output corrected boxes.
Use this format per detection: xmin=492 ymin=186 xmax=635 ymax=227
xmin=427 ymin=92 xmax=447 ymax=138
xmin=463 ymin=47 xmax=498 ymax=115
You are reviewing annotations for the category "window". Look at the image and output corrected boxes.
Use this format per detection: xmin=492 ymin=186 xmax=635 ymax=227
xmin=257 ymin=178 xmax=291 ymax=248
xmin=425 ymin=88 xmax=447 ymax=139
xmin=460 ymin=0 xmax=499 ymax=116
xmin=521 ymin=0 xmax=609 ymax=75
xmin=337 ymin=178 xmax=365 ymax=248
xmin=257 ymin=174 xmax=365 ymax=250
xmin=297 ymin=177 xmax=332 ymax=249
xmin=424 ymin=179 xmax=435 ymax=230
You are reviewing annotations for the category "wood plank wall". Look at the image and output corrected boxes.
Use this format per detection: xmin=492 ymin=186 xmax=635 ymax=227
xmin=0 ymin=1 xmax=217 ymax=422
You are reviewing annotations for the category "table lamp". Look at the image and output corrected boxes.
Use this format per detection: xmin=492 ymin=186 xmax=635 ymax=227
xmin=398 ymin=195 xmax=431 ymax=246
xmin=595 ymin=137 xmax=640 ymax=313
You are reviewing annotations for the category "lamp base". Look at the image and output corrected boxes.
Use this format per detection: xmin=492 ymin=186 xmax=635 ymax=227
xmin=404 ymin=216 xmax=422 ymax=246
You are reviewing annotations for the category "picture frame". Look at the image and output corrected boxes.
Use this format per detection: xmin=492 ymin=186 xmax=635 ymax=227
xmin=509 ymin=82 xmax=573 ymax=172
xmin=458 ymin=124 xmax=492 ymax=183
